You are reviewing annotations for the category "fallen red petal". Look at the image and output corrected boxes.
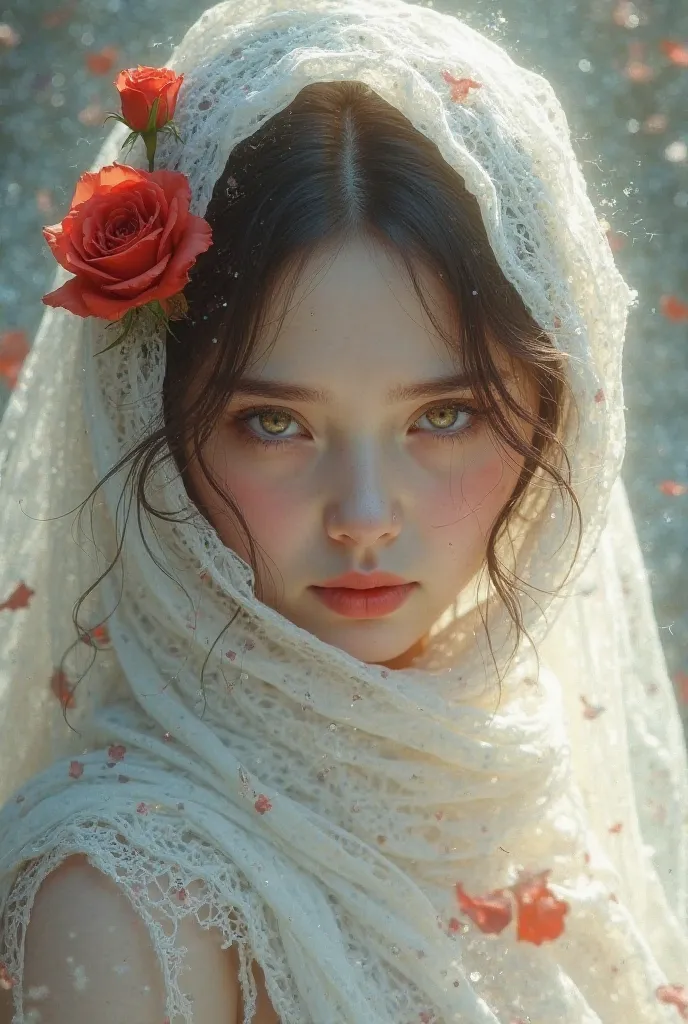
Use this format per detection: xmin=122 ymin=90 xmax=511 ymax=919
xmin=108 ymin=744 xmax=126 ymax=762
xmin=69 ymin=760 xmax=84 ymax=779
xmin=658 ymin=480 xmax=688 ymax=497
xmin=85 ymin=45 xmax=119 ymax=76
xmin=51 ymin=668 xmax=76 ymax=710
xmin=580 ymin=695 xmax=606 ymax=719
xmin=254 ymin=794 xmax=273 ymax=814
xmin=0 ymin=330 xmax=30 ymax=390
xmin=657 ymin=983 xmax=688 ymax=1019
xmin=441 ymin=71 xmax=483 ymax=103
xmin=660 ymin=40 xmax=688 ymax=67
xmin=0 ymin=581 xmax=35 ymax=612
xmin=674 ymin=672 xmax=688 ymax=704
xmin=455 ymin=882 xmax=513 ymax=935
xmin=511 ymin=870 xmax=569 ymax=946
xmin=660 ymin=294 xmax=688 ymax=322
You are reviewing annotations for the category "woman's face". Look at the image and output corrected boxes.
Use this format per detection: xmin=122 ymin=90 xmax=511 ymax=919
xmin=186 ymin=236 xmax=534 ymax=667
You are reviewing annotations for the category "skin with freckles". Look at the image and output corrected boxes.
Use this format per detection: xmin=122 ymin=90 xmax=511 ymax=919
xmin=186 ymin=236 xmax=535 ymax=669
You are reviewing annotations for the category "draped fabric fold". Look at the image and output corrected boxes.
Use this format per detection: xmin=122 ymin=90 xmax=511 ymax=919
xmin=1 ymin=1 xmax=686 ymax=1021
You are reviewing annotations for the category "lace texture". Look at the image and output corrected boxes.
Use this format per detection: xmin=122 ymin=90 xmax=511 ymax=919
xmin=0 ymin=0 xmax=687 ymax=1021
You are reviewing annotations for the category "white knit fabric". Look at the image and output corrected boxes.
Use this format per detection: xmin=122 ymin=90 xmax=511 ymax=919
xmin=0 ymin=0 xmax=687 ymax=1021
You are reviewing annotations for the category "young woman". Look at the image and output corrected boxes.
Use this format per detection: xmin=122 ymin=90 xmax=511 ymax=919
xmin=1 ymin=0 xmax=687 ymax=1021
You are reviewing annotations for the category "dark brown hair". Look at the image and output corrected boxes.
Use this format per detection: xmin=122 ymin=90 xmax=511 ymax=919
xmin=71 ymin=79 xmax=579 ymax=684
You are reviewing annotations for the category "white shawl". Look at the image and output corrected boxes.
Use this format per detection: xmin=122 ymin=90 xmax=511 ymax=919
xmin=1 ymin=1 xmax=687 ymax=1021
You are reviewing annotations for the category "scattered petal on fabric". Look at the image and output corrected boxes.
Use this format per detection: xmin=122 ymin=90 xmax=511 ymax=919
xmin=441 ymin=71 xmax=483 ymax=103
xmin=674 ymin=673 xmax=688 ymax=704
xmin=605 ymin=230 xmax=626 ymax=252
xmin=85 ymin=45 xmax=120 ymax=76
xmin=0 ymin=962 xmax=15 ymax=989
xmin=594 ymin=389 xmax=606 ymax=404
xmin=511 ymin=870 xmax=569 ymax=946
xmin=660 ymin=294 xmax=688 ymax=322
xmin=80 ymin=623 xmax=111 ymax=647
xmin=608 ymin=821 xmax=623 ymax=833
xmin=658 ymin=480 xmax=688 ymax=496
xmin=580 ymin=695 xmax=606 ymax=719
xmin=225 ymin=650 xmax=237 ymax=660
xmin=0 ymin=581 xmax=35 ymax=612
xmin=136 ymin=802 xmax=150 ymax=815
xmin=108 ymin=744 xmax=126 ymax=762
xmin=455 ymin=882 xmax=513 ymax=935
xmin=660 ymin=40 xmax=688 ymax=67
xmin=51 ymin=668 xmax=76 ymax=709
xmin=0 ymin=330 xmax=30 ymax=390
xmin=69 ymin=760 xmax=84 ymax=779
xmin=656 ymin=983 xmax=688 ymax=1020
xmin=254 ymin=794 xmax=272 ymax=814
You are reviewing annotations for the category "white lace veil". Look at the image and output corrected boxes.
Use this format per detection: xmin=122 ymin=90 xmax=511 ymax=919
xmin=1 ymin=1 xmax=687 ymax=1021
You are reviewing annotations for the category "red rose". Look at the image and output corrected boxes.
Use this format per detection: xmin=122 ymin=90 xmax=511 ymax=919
xmin=42 ymin=162 xmax=212 ymax=322
xmin=115 ymin=66 xmax=184 ymax=132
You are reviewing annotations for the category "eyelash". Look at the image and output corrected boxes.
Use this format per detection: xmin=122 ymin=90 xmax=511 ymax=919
xmin=231 ymin=401 xmax=481 ymax=451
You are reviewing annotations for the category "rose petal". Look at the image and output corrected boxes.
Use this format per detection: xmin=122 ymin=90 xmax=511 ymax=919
xmin=100 ymin=252 xmax=171 ymax=297
xmin=156 ymin=195 xmax=181 ymax=260
xmin=158 ymin=213 xmax=213 ymax=292
xmin=42 ymin=277 xmax=94 ymax=318
xmin=79 ymin=226 xmax=163 ymax=280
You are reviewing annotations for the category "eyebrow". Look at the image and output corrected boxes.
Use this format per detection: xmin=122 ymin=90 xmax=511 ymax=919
xmin=232 ymin=372 xmax=474 ymax=405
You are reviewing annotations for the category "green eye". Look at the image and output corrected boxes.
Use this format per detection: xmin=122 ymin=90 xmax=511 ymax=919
xmin=258 ymin=409 xmax=293 ymax=434
xmin=424 ymin=404 xmax=463 ymax=430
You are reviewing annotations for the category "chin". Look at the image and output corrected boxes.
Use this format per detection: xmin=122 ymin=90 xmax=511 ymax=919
xmin=305 ymin=618 xmax=422 ymax=667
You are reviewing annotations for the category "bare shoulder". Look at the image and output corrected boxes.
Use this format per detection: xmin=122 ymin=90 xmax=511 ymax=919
xmin=1 ymin=854 xmax=241 ymax=1024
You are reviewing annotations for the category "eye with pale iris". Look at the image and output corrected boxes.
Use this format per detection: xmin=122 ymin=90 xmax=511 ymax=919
xmin=233 ymin=400 xmax=479 ymax=448
xmin=256 ymin=409 xmax=294 ymax=435
xmin=415 ymin=403 xmax=472 ymax=432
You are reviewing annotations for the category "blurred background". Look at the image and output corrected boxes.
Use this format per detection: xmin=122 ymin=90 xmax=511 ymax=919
xmin=0 ymin=0 xmax=686 ymax=717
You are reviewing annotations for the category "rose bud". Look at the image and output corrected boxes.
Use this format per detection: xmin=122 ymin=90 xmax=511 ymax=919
xmin=115 ymin=66 xmax=184 ymax=133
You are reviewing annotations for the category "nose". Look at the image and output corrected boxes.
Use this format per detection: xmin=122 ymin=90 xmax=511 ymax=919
xmin=325 ymin=443 xmax=401 ymax=549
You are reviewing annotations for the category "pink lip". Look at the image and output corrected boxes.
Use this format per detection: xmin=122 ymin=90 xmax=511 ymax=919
xmin=315 ymin=570 xmax=409 ymax=590
xmin=310 ymin=575 xmax=417 ymax=619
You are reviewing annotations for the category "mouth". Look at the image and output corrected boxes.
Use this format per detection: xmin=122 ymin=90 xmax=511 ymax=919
xmin=309 ymin=581 xmax=418 ymax=619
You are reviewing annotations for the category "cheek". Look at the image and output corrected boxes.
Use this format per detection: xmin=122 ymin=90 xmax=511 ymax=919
xmin=189 ymin=446 xmax=307 ymax=561
xmin=462 ymin=448 xmax=519 ymax=523
xmin=417 ymin=437 xmax=523 ymax=557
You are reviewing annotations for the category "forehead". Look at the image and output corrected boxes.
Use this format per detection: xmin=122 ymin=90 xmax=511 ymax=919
xmin=248 ymin=236 xmax=461 ymax=387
